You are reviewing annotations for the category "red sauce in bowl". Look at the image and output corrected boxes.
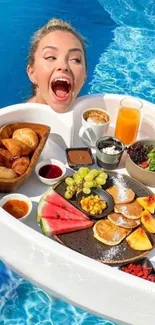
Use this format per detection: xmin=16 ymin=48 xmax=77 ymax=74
xmin=39 ymin=164 xmax=62 ymax=179
xmin=2 ymin=199 xmax=29 ymax=219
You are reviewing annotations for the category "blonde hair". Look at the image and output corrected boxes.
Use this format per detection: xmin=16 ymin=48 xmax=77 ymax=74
xmin=28 ymin=18 xmax=87 ymax=67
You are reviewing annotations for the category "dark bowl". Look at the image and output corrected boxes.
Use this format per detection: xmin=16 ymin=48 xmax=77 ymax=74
xmin=66 ymin=147 xmax=95 ymax=170
xmin=96 ymin=136 xmax=125 ymax=170
xmin=119 ymin=257 xmax=153 ymax=272
xmin=76 ymin=187 xmax=114 ymax=220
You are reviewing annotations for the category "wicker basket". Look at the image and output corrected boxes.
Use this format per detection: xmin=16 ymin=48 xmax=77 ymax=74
xmin=0 ymin=122 xmax=50 ymax=193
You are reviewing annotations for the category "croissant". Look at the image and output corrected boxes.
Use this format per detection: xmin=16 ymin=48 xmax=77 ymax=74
xmin=1 ymin=138 xmax=33 ymax=158
xmin=12 ymin=156 xmax=30 ymax=175
xmin=0 ymin=148 xmax=14 ymax=168
xmin=12 ymin=128 xmax=39 ymax=150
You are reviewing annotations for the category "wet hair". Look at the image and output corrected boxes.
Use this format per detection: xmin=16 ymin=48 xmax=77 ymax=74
xmin=27 ymin=18 xmax=87 ymax=94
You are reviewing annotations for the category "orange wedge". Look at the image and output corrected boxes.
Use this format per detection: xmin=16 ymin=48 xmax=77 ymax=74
xmin=126 ymin=227 xmax=152 ymax=251
xmin=141 ymin=210 xmax=155 ymax=233
xmin=136 ymin=195 xmax=155 ymax=214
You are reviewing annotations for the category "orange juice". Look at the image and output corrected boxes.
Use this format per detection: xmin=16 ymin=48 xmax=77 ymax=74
xmin=115 ymin=107 xmax=141 ymax=145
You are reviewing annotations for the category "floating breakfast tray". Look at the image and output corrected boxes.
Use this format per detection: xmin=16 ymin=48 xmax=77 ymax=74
xmin=0 ymin=95 xmax=155 ymax=325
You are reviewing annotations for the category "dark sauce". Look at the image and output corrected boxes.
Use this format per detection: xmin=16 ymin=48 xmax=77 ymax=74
xmin=39 ymin=164 xmax=62 ymax=179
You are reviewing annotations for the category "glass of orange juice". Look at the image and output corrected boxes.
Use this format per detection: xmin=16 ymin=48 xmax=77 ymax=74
xmin=115 ymin=97 xmax=143 ymax=145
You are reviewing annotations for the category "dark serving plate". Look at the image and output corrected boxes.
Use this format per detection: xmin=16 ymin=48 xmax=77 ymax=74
xmin=76 ymin=187 xmax=114 ymax=220
xmin=53 ymin=171 xmax=155 ymax=265
xmin=118 ymin=257 xmax=153 ymax=273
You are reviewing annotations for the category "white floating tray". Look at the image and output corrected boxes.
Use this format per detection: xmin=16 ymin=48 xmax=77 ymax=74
xmin=0 ymin=94 xmax=155 ymax=325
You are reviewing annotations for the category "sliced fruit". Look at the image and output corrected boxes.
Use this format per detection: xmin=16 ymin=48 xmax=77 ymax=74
xmin=38 ymin=188 xmax=87 ymax=222
xmin=114 ymin=201 xmax=143 ymax=219
xmin=141 ymin=210 xmax=155 ymax=233
xmin=106 ymin=185 xmax=135 ymax=204
xmin=93 ymin=219 xmax=130 ymax=246
xmin=126 ymin=227 xmax=152 ymax=251
xmin=136 ymin=195 xmax=155 ymax=214
xmin=108 ymin=212 xmax=141 ymax=229
xmin=40 ymin=218 xmax=94 ymax=236
xmin=37 ymin=198 xmax=88 ymax=222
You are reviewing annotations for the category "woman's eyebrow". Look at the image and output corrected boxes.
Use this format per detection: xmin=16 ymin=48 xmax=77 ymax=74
xmin=68 ymin=48 xmax=82 ymax=53
xmin=42 ymin=46 xmax=82 ymax=53
xmin=42 ymin=46 xmax=58 ymax=51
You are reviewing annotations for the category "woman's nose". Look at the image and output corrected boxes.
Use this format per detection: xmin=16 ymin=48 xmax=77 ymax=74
xmin=56 ymin=59 xmax=69 ymax=72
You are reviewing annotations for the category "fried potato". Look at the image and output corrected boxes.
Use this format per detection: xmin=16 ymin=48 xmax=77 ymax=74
xmin=126 ymin=227 xmax=152 ymax=251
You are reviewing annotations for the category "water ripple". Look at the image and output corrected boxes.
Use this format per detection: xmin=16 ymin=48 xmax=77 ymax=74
xmin=0 ymin=261 xmax=117 ymax=325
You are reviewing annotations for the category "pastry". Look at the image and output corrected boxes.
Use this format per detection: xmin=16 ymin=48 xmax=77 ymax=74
xmin=114 ymin=200 xmax=143 ymax=219
xmin=106 ymin=185 xmax=135 ymax=204
xmin=12 ymin=156 xmax=30 ymax=175
xmin=12 ymin=128 xmax=39 ymax=150
xmin=0 ymin=148 xmax=14 ymax=168
xmin=108 ymin=212 xmax=141 ymax=229
xmin=93 ymin=219 xmax=130 ymax=246
xmin=1 ymin=138 xmax=32 ymax=157
xmin=0 ymin=166 xmax=17 ymax=179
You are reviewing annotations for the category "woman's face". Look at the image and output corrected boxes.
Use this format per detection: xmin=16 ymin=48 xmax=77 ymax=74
xmin=27 ymin=30 xmax=86 ymax=113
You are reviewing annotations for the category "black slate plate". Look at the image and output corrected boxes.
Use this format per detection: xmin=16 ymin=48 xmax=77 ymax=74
xmin=54 ymin=171 xmax=155 ymax=265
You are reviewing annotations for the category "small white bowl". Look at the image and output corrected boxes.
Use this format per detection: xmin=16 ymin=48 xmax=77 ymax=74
xmin=35 ymin=159 xmax=66 ymax=185
xmin=0 ymin=193 xmax=32 ymax=220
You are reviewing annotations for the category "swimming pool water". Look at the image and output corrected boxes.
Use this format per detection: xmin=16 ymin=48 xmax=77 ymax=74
xmin=0 ymin=261 xmax=117 ymax=325
xmin=0 ymin=0 xmax=155 ymax=324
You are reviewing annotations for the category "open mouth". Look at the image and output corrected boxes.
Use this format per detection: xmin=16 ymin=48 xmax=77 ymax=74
xmin=51 ymin=78 xmax=72 ymax=100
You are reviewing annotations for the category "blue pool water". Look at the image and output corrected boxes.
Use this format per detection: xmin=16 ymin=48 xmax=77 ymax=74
xmin=0 ymin=0 xmax=155 ymax=324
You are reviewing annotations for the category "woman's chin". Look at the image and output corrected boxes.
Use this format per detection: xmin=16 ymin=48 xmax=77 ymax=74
xmin=48 ymin=94 xmax=74 ymax=113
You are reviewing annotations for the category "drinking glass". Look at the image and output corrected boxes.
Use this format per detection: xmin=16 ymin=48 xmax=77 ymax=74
xmin=115 ymin=97 xmax=143 ymax=145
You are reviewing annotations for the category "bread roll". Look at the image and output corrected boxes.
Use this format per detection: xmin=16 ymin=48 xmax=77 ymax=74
xmin=1 ymin=139 xmax=32 ymax=157
xmin=12 ymin=156 xmax=30 ymax=175
xmin=12 ymin=128 xmax=39 ymax=150
xmin=0 ymin=166 xmax=17 ymax=179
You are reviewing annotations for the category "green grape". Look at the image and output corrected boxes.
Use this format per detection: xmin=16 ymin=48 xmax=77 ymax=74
xmin=65 ymin=177 xmax=75 ymax=186
xmin=84 ymin=172 xmax=95 ymax=181
xmin=93 ymin=180 xmax=97 ymax=187
xmin=74 ymin=179 xmax=83 ymax=185
xmin=78 ymin=167 xmax=89 ymax=178
xmin=83 ymin=187 xmax=91 ymax=194
xmin=73 ymin=173 xmax=81 ymax=182
xmin=95 ymin=176 xmax=106 ymax=186
xmin=90 ymin=169 xmax=100 ymax=177
xmin=84 ymin=181 xmax=94 ymax=188
xmin=64 ymin=191 xmax=73 ymax=199
xmin=99 ymin=171 xmax=108 ymax=179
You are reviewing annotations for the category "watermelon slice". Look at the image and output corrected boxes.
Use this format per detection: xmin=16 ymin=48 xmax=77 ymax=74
xmin=39 ymin=188 xmax=87 ymax=221
xmin=38 ymin=198 xmax=88 ymax=221
xmin=40 ymin=218 xmax=94 ymax=236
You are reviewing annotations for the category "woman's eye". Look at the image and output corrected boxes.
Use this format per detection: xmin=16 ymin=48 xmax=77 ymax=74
xmin=71 ymin=58 xmax=81 ymax=63
xmin=44 ymin=56 xmax=56 ymax=60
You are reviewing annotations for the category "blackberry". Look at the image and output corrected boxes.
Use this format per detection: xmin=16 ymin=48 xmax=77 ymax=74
xmin=127 ymin=143 xmax=148 ymax=164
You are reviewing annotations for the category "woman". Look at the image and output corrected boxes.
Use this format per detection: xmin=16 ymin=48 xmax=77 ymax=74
xmin=27 ymin=18 xmax=87 ymax=113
